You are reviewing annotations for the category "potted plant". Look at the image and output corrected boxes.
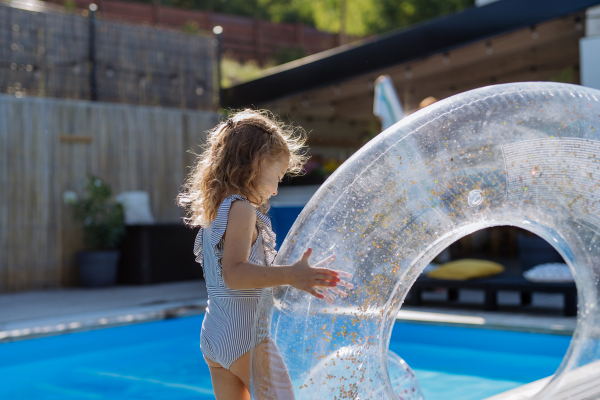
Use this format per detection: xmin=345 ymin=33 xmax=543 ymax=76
xmin=64 ymin=175 xmax=126 ymax=287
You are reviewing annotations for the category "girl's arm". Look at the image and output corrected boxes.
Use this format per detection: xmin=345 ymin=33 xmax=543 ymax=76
xmin=220 ymin=200 xmax=341 ymax=299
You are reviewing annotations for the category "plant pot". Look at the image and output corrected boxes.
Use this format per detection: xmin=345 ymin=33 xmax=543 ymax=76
xmin=76 ymin=250 xmax=120 ymax=287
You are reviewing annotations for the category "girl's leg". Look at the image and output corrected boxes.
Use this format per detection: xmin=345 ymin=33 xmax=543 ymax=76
xmin=212 ymin=340 xmax=295 ymax=400
xmin=205 ymin=355 xmax=250 ymax=400
xmin=250 ymin=338 xmax=295 ymax=400
xmin=229 ymin=350 xmax=252 ymax=389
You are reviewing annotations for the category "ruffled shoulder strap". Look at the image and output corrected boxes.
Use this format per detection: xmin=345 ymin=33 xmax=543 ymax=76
xmin=193 ymin=194 xmax=245 ymax=266
xmin=193 ymin=194 xmax=277 ymax=266
xmin=255 ymin=208 xmax=277 ymax=266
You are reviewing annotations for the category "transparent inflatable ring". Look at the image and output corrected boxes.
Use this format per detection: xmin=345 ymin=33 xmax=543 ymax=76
xmin=251 ymin=82 xmax=600 ymax=400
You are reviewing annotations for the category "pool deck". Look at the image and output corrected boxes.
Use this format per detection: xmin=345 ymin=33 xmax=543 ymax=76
xmin=0 ymin=280 xmax=576 ymax=343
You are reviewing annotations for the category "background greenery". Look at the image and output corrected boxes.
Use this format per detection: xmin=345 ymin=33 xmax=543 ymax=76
xmin=134 ymin=0 xmax=475 ymax=37
xmin=116 ymin=0 xmax=475 ymax=86
xmin=65 ymin=175 xmax=126 ymax=251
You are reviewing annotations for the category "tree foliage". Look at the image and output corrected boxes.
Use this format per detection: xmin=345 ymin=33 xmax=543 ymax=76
xmin=154 ymin=0 xmax=474 ymax=36
xmin=361 ymin=0 xmax=475 ymax=35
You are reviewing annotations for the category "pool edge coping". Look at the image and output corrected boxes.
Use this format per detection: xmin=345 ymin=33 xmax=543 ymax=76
xmin=1 ymin=303 xmax=574 ymax=344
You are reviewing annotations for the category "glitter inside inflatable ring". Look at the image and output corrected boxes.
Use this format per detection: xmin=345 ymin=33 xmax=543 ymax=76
xmin=251 ymin=82 xmax=600 ymax=400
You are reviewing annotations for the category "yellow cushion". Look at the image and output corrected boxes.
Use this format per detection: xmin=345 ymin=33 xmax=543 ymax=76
xmin=427 ymin=259 xmax=504 ymax=280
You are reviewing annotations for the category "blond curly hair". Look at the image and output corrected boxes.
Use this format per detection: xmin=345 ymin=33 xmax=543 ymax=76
xmin=178 ymin=109 xmax=308 ymax=227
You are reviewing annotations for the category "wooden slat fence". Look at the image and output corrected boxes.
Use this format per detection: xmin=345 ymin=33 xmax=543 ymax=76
xmin=0 ymin=94 xmax=219 ymax=292
xmin=44 ymin=0 xmax=360 ymax=65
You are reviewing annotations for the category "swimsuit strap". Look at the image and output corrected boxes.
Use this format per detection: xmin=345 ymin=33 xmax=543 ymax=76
xmin=193 ymin=195 xmax=277 ymax=268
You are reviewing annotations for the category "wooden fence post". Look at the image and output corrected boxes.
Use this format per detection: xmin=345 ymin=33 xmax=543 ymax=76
xmin=204 ymin=11 xmax=212 ymax=31
xmin=152 ymin=0 xmax=160 ymax=25
xmin=254 ymin=18 xmax=263 ymax=65
xmin=295 ymin=22 xmax=304 ymax=48
xmin=89 ymin=3 xmax=98 ymax=101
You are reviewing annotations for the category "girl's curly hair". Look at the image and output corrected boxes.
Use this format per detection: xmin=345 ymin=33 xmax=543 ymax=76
xmin=177 ymin=109 xmax=308 ymax=227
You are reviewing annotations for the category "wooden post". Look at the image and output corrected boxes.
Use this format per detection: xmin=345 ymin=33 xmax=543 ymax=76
xmin=215 ymin=29 xmax=223 ymax=107
xmin=520 ymin=292 xmax=532 ymax=305
xmin=564 ymin=292 xmax=577 ymax=316
xmin=295 ymin=22 xmax=304 ymax=48
xmin=254 ymin=18 xmax=263 ymax=65
xmin=89 ymin=4 xmax=97 ymax=101
xmin=205 ymin=11 xmax=212 ymax=32
xmin=152 ymin=0 xmax=160 ymax=25
xmin=484 ymin=290 xmax=498 ymax=311
xmin=338 ymin=0 xmax=347 ymax=46
xmin=448 ymin=288 xmax=459 ymax=302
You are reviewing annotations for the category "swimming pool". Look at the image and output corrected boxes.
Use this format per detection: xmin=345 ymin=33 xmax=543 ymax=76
xmin=0 ymin=315 xmax=571 ymax=399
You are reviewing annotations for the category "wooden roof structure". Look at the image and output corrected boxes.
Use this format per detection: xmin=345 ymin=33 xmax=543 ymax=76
xmin=222 ymin=0 xmax=599 ymax=153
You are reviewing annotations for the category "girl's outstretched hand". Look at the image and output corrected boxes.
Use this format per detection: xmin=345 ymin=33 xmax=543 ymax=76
xmin=323 ymin=269 xmax=354 ymax=301
xmin=289 ymin=248 xmax=339 ymax=300
xmin=317 ymin=267 xmax=354 ymax=303
xmin=289 ymin=248 xmax=354 ymax=303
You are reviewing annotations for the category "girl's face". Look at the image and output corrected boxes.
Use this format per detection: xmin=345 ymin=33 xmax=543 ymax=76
xmin=256 ymin=154 xmax=289 ymax=203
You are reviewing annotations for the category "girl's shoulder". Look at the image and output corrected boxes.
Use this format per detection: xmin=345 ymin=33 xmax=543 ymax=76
xmin=216 ymin=194 xmax=273 ymax=224
xmin=212 ymin=194 xmax=253 ymax=231
xmin=227 ymin=196 xmax=257 ymax=220
xmin=194 ymin=193 xmax=277 ymax=266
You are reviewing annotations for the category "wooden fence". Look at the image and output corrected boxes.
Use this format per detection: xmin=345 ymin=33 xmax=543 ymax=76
xmin=0 ymin=0 xmax=215 ymax=110
xmin=45 ymin=0 xmax=360 ymax=65
xmin=0 ymin=94 xmax=219 ymax=292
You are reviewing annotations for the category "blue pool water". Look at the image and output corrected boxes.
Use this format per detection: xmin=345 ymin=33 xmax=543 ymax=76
xmin=389 ymin=322 xmax=571 ymax=400
xmin=0 ymin=315 xmax=571 ymax=399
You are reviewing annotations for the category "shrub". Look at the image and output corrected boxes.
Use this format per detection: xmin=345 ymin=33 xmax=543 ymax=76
xmin=64 ymin=175 xmax=126 ymax=251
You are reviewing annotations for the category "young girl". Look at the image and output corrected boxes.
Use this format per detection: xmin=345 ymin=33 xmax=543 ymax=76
xmin=178 ymin=110 xmax=352 ymax=399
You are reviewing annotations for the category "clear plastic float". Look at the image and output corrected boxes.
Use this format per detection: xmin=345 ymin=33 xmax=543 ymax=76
xmin=251 ymin=82 xmax=600 ymax=400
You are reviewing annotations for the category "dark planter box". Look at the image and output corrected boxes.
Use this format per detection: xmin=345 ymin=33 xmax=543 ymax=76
xmin=117 ymin=224 xmax=202 ymax=284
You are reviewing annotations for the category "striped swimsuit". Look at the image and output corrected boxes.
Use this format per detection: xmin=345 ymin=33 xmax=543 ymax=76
xmin=194 ymin=195 xmax=277 ymax=370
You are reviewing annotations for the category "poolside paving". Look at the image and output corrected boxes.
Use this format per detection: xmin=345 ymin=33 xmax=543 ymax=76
xmin=0 ymin=279 xmax=576 ymax=343
xmin=0 ymin=281 xmax=208 ymax=342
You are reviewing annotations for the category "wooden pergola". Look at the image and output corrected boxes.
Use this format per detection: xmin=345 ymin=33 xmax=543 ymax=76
xmin=222 ymin=0 xmax=597 ymax=158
